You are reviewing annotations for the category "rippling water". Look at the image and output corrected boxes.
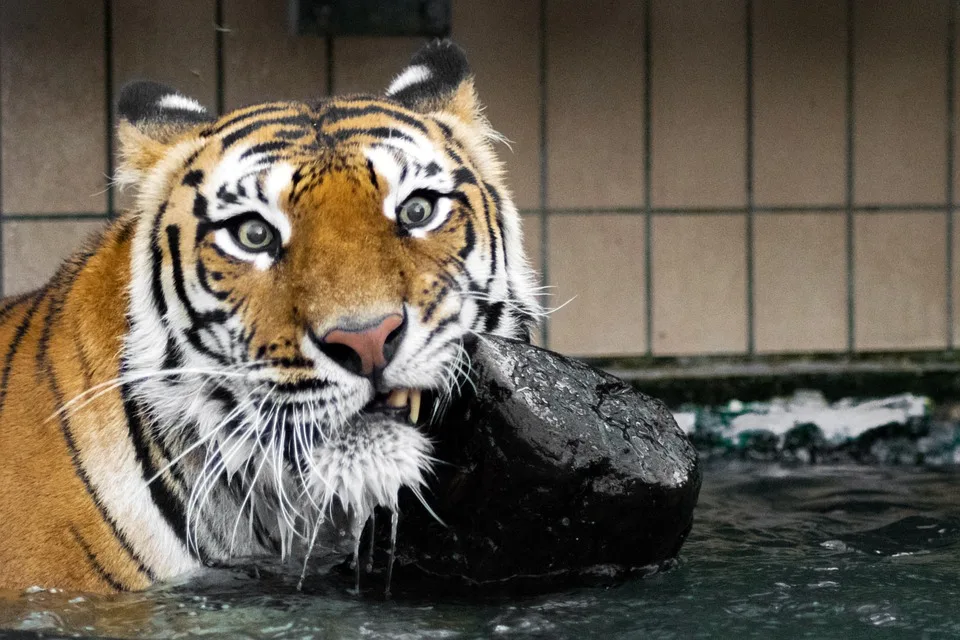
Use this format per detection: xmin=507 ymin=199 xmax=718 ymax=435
xmin=3 ymin=462 xmax=960 ymax=639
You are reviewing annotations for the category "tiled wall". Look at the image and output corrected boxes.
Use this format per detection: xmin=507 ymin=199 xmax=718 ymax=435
xmin=0 ymin=1 xmax=957 ymax=358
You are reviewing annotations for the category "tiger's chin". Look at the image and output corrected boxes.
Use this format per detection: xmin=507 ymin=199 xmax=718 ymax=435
xmin=307 ymin=406 xmax=433 ymax=535
xmin=190 ymin=382 xmax=437 ymax=568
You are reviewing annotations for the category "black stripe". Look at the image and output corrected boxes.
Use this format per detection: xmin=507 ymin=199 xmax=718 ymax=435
xmin=216 ymin=185 xmax=239 ymax=206
xmin=366 ymin=159 xmax=379 ymax=190
xmin=150 ymin=202 xmax=169 ymax=319
xmin=221 ymin=115 xmax=311 ymax=149
xmin=246 ymin=356 xmax=316 ymax=370
xmin=119 ymin=378 xmax=203 ymax=561
xmin=445 ymin=145 xmax=464 ymax=165
xmin=32 ymin=245 xmax=96 ymax=388
xmin=457 ymin=217 xmax=476 ymax=261
xmin=0 ymin=292 xmax=33 ymax=324
xmin=273 ymin=128 xmax=310 ymax=140
xmin=331 ymin=127 xmax=416 ymax=145
xmin=271 ymin=378 xmax=333 ymax=394
xmin=193 ymin=192 xmax=209 ymax=220
xmin=479 ymin=183 xmax=500 ymax=290
xmin=209 ymin=105 xmax=292 ymax=135
xmin=0 ymin=290 xmax=46 ymax=417
xmin=240 ymin=140 xmax=290 ymax=159
xmin=182 ymin=170 xmax=204 ymax=188
xmin=35 ymin=285 xmax=67 ymax=387
xmin=320 ymin=104 xmax=431 ymax=135
xmin=423 ymin=314 xmax=459 ymax=345
xmin=196 ymin=260 xmax=229 ymax=301
xmin=421 ymin=285 xmax=449 ymax=323
xmin=114 ymin=215 xmax=138 ymax=245
xmin=44 ymin=333 xmax=156 ymax=582
xmin=72 ymin=324 xmax=96 ymax=387
xmin=166 ymin=225 xmax=210 ymax=325
xmin=166 ymin=225 xmax=231 ymax=363
xmin=483 ymin=301 xmax=505 ymax=333
xmin=70 ymin=526 xmax=128 ymax=592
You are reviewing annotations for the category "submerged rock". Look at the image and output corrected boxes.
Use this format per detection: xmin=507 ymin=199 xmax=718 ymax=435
xmin=348 ymin=336 xmax=701 ymax=595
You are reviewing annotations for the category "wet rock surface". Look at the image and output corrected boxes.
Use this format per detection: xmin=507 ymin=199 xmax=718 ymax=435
xmin=344 ymin=336 xmax=701 ymax=595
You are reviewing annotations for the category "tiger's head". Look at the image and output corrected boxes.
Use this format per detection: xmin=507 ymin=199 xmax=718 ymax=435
xmin=114 ymin=41 xmax=540 ymax=558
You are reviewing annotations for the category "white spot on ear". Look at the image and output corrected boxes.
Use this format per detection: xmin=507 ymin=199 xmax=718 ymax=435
xmin=386 ymin=64 xmax=432 ymax=97
xmin=157 ymin=93 xmax=207 ymax=114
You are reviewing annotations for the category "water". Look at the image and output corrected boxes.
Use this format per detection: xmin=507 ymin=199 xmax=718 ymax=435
xmin=3 ymin=462 xmax=960 ymax=639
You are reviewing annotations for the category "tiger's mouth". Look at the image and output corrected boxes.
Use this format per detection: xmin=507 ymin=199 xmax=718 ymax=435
xmin=367 ymin=388 xmax=425 ymax=425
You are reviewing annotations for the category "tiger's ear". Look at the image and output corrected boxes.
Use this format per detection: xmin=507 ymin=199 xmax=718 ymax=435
xmin=116 ymin=81 xmax=214 ymax=185
xmin=385 ymin=40 xmax=481 ymax=128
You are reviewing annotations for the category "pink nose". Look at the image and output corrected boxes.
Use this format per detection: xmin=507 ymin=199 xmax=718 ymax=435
xmin=320 ymin=314 xmax=405 ymax=376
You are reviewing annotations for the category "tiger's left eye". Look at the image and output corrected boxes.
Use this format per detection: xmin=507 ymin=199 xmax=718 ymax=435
xmin=397 ymin=196 xmax=435 ymax=227
xmin=234 ymin=218 xmax=276 ymax=252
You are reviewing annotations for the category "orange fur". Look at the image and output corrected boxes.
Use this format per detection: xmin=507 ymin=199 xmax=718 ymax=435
xmin=0 ymin=220 xmax=153 ymax=591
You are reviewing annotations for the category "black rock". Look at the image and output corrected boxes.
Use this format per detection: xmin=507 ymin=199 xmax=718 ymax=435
xmin=348 ymin=336 xmax=701 ymax=595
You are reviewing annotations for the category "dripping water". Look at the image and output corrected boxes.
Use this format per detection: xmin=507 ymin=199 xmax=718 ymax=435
xmin=365 ymin=511 xmax=376 ymax=573
xmin=297 ymin=516 xmax=323 ymax=592
xmin=351 ymin=535 xmax=361 ymax=594
xmin=384 ymin=509 xmax=399 ymax=599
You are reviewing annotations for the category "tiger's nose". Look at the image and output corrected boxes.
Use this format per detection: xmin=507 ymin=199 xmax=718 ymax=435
xmin=317 ymin=313 xmax=405 ymax=377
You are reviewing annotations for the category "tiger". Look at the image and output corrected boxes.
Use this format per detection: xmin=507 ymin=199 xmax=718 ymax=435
xmin=0 ymin=40 xmax=540 ymax=593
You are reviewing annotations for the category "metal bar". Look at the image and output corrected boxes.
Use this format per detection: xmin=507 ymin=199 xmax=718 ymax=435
xmin=745 ymin=0 xmax=755 ymax=355
xmin=643 ymin=0 xmax=653 ymax=356
xmin=0 ymin=12 xmax=4 ymax=299
xmin=947 ymin=0 xmax=957 ymax=349
xmin=538 ymin=0 xmax=550 ymax=347
xmin=845 ymin=0 xmax=856 ymax=353
xmin=215 ymin=0 xmax=225 ymax=115
xmin=104 ymin=0 xmax=114 ymax=217
xmin=326 ymin=36 xmax=335 ymax=95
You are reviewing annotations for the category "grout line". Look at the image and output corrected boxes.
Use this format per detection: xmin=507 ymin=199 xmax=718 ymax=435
xmin=326 ymin=37 xmax=335 ymax=95
xmin=215 ymin=0 xmax=225 ymax=115
xmin=745 ymin=0 xmax=755 ymax=356
xmin=1 ymin=213 xmax=111 ymax=222
xmin=845 ymin=0 xmax=857 ymax=353
xmin=538 ymin=0 xmax=550 ymax=347
xmin=947 ymin=0 xmax=957 ymax=349
xmin=516 ymin=204 xmax=953 ymax=216
xmin=643 ymin=0 xmax=653 ymax=356
xmin=104 ymin=0 xmax=114 ymax=218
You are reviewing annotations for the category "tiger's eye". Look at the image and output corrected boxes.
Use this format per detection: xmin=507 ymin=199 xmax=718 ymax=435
xmin=398 ymin=196 xmax=434 ymax=227
xmin=237 ymin=219 xmax=274 ymax=251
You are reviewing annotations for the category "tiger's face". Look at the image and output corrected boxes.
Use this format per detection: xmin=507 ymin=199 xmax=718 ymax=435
xmin=116 ymin=42 xmax=539 ymax=558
